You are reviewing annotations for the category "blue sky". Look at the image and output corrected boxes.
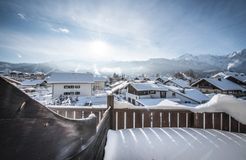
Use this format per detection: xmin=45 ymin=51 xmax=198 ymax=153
xmin=0 ymin=0 xmax=246 ymax=63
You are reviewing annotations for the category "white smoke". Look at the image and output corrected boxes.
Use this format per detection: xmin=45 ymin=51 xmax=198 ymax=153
xmin=74 ymin=64 xmax=80 ymax=72
xmin=100 ymin=67 xmax=122 ymax=74
xmin=93 ymin=65 xmax=100 ymax=75
xmin=227 ymin=60 xmax=241 ymax=71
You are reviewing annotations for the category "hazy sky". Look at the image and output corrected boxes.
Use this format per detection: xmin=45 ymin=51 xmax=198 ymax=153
xmin=0 ymin=0 xmax=246 ymax=63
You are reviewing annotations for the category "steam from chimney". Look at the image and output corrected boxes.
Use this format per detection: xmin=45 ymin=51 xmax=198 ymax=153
xmin=227 ymin=60 xmax=241 ymax=71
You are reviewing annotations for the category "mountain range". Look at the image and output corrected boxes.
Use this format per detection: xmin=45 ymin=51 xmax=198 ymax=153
xmin=1 ymin=49 xmax=245 ymax=75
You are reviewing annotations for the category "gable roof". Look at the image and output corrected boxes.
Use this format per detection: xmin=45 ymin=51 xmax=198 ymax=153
xmin=193 ymin=78 xmax=245 ymax=91
xmin=130 ymin=82 xmax=168 ymax=91
xmin=183 ymin=89 xmax=209 ymax=103
xmin=165 ymin=85 xmax=209 ymax=103
xmin=165 ymin=79 xmax=190 ymax=88
xmin=94 ymin=76 xmax=107 ymax=82
xmin=48 ymin=72 xmax=94 ymax=84
xmin=213 ymin=71 xmax=246 ymax=83
xmin=21 ymin=79 xmax=45 ymax=86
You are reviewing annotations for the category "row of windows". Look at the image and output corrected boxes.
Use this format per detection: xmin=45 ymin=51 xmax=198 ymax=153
xmin=63 ymin=92 xmax=80 ymax=95
xmin=64 ymin=85 xmax=80 ymax=89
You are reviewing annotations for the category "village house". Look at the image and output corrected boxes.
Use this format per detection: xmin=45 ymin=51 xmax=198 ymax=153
xmin=93 ymin=76 xmax=107 ymax=90
xmin=21 ymin=79 xmax=47 ymax=88
xmin=155 ymin=76 xmax=169 ymax=84
xmin=126 ymin=82 xmax=169 ymax=105
xmin=212 ymin=71 xmax=246 ymax=88
xmin=163 ymin=78 xmax=191 ymax=89
xmin=191 ymin=77 xmax=246 ymax=97
xmin=48 ymin=72 xmax=94 ymax=98
xmin=125 ymin=82 xmax=208 ymax=106
xmin=224 ymin=74 xmax=246 ymax=88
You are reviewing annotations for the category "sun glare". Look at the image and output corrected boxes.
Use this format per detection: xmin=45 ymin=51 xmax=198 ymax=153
xmin=89 ymin=40 xmax=111 ymax=58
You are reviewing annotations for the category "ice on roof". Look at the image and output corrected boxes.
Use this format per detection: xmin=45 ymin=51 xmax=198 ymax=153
xmin=48 ymin=72 xmax=94 ymax=84
xmin=130 ymin=82 xmax=168 ymax=91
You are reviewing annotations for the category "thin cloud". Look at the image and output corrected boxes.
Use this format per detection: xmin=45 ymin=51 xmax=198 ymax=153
xmin=51 ymin=27 xmax=70 ymax=33
xmin=17 ymin=13 xmax=27 ymax=20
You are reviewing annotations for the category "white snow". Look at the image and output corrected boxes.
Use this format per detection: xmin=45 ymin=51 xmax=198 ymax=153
xmin=164 ymin=85 xmax=209 ymax=103
xmin=192 ymin=94 xmax=246 ymax=124
xmin=48 ymin=104 xmax=107 ymax=109
xmin=104 ymin=128 xmax=246 ymax=160
xmin=48 ymin=72 xmax=94 ymax=84
xmin=196 ymin=78 xmax=245 ymax=91
xmin=21 ymin=79 xmax=45 ymax=86
xmin=115 ymin=94 xmax=246 ymax=125
xmin=108 ymin=81 xmax=129 ymax=94
xmin=165 ymin=79 xmax=190 ymax=88
xmin=130 ymin=82 xmax=168 ymax=91
xmin=184 ymin=88 xmax=209 ymax=103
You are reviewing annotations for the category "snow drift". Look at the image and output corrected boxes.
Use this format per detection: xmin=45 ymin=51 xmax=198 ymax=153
xmin=192 ymin=94 xmax=246 ymax=124
xmin=104 ymin=128 xmax=246 ymax=160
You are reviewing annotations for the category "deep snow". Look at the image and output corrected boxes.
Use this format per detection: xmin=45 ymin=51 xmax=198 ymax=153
xmin=104 ymin=128 xmax=246 ymax=160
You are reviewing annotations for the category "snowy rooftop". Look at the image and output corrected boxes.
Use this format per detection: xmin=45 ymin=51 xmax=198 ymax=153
xmin=162 ymin=85 xmax=209 ymax=103
xmin=136 ymin=98 xmax=196 ymax=107
xmin=213 ymin=71 xmax=246 ymax=83
xmin=94 ymin=76 xmax=107 ymax=82
xmin=47 ymin=72 xmax=94 ymax=84
xmin=165 ymin=79 xmax=190 ymax=88
xmin=104 ymin=128 xmax=246 ymax=160
xmin=201 ymin=78 xmax=245 ymax=91
xmin=21 ymin=79 xmax=45 ymax=86
xmin=109 ymin=81 xmax=129 ymax=94
xmin=130 ymin=82 xmax=169 ymax=91
xmin=184 ymin=89 xmax=209 ymax=102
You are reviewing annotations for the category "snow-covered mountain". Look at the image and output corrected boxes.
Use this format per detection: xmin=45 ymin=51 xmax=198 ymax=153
xmin=1 ymin=49 xmax=245 ymax=75
xmin=175 ymin=49 xmax=246 ymax=73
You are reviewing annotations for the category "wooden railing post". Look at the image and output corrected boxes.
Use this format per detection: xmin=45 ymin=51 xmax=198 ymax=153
xmin=107 ymin=94 xmax=114 ymax=129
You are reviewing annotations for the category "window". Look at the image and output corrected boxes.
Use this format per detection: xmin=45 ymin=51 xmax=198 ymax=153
xmin=64 ymin=92 xmax=75 ymax=95
xmin=64 ymin=92 xmax=70 ymax=95
xmin=172 ymin=92 xmax=176 ymax=97
xmin=69 ymin=92 xmax=74 ymax=95
xmin=64 ymin=85 xmax=77 ymax=89
xmin=149 ymin=90 xmax=156 ymax=94
xmin=75 ymin=92 xmax=80 ymax=95
xmin=75 ymin=85 xmax=80 ymax=89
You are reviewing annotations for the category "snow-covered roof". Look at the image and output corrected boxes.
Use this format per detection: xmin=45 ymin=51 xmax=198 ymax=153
xmin=225 ymin=74 xmax=246 ymax=83
xmin=212 ymin=72 xmax=226 ymax=78
xmin=156 ymin=76 xmax=169 ymax=82
xmin=196 ymin=78 xmax=245 ymax=91
xmin=130 ymin=82 xmax=168 ymax=91
xmin=164 ymin=85 xmax=209 ymax=103
xmin=183 ymin=89 xmax=209 ymax=103
xmin=213 ymin=71 xmax=246 ymax=83
xmin=48 ymin=72 xmax=94 ymax=84
xmin=165 ymin=79 xmax=190 ymax=88
xmin=94 ymin=76 xmax=107 ymax=82
xmin=21 ymin=79 xmax=45 ymax=86
xmin=109 ymin=81 xmax=129 ymax=94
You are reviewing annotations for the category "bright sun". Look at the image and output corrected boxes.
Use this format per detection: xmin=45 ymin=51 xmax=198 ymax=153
xmin=89 ymin=40 xmax=111 ymax=58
